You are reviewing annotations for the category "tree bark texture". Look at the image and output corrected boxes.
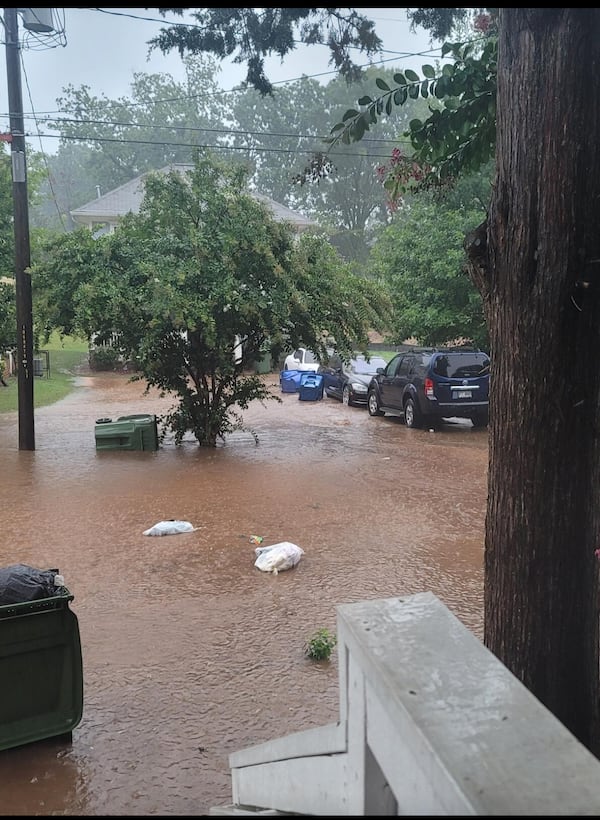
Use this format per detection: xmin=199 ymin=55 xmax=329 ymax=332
xmin=466 ymin=8 xmax=600 ymax=752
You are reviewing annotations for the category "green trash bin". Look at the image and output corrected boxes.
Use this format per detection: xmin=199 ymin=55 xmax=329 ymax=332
xmin=95 ymin=414 xmax=158 ymax=451
xmin=115 ymin=414 xmax=159 ymax=450
xmin=0 ymin=586 xmax=83 ymax=751
xmin=255 ymin=353 xmax=272 ymax=375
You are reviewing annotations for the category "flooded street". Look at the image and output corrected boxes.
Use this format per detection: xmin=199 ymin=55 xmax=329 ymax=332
xmin=0 ymin=369 xmax=488 ymax=815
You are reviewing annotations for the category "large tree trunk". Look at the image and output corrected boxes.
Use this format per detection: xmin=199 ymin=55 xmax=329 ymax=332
xmin=466 ymin=8 xmax=600 ymax=752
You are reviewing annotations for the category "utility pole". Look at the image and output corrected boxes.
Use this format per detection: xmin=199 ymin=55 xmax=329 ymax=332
xmin=4 ymin=7 xmax=34 ymax=450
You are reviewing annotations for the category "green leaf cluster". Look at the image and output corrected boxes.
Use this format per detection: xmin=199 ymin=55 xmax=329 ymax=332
xmin=330 ymin=37 xmax=497 ymax=196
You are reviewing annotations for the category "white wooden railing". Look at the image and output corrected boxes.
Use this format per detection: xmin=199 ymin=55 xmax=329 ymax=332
xmin=210 ymin=591 xmax=600 ymax=816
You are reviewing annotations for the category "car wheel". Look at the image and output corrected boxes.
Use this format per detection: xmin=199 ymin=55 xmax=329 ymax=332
xmin=342 ymin=385 xmax=353 ymax=407
xmin=471 ymin=413 xmax=489 ymax=428
xmin=368 ymin=390 xmax=383 ymax=417
xmin=404 ymin=398 xmax=422 ymax=429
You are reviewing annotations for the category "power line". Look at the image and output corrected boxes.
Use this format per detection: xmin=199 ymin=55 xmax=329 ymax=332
xmin=14 ymin=49 xmax=444 ymax=117
xmin=5 ymin=113 xmax=409 ymax=147
xmin=23 ymin=130 xmax=409 ymax=160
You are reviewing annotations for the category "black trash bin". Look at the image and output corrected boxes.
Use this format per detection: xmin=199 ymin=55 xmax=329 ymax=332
xmin=0 ymin=565 xmax=83 ymax=752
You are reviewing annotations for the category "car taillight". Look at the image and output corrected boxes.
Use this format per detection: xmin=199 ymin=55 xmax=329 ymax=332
xmin=424 ymin=377 xmax=435 ymax=398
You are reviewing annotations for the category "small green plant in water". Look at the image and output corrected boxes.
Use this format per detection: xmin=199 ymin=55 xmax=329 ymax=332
xmin=304 ymin=628 xmax=337 ymax=661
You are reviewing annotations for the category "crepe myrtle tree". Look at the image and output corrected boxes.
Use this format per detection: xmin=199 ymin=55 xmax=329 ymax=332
xmin=32 ymin=155 xmax=391 ymax=447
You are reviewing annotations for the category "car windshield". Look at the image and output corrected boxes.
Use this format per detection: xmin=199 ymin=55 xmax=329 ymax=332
xmin=304 ymin=350 xmax=318 ymax=363
xmin=351 ymin=357 xmax=387 ymax=375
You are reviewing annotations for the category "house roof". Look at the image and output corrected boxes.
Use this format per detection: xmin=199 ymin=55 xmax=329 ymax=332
xmin=70 ymin=164 xmax=317 ymax=232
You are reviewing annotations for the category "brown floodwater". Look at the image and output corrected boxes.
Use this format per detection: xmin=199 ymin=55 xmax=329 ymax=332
xmin=0 ymin=369 xmax=489 ymax=815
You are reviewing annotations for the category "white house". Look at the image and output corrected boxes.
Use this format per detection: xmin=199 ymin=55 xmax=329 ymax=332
xmin=70 ymin=164 xmax=318 ymax=236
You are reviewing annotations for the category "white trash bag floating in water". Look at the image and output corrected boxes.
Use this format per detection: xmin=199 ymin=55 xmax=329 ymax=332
xmin=143 ymin=520 xmax=198 ymax=537
xmin=254 ymin=542 xmax=304 ymax=575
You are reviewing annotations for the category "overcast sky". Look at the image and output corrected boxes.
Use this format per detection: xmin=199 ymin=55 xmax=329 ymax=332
xmin=0 ymin=7 xmax=445 ymax=154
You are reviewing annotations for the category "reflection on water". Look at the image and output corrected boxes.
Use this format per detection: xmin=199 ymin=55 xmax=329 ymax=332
xmin=0 ymin=371 xmax=488 ymax=815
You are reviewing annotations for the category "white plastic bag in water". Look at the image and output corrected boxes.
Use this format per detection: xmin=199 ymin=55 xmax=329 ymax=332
xmin=254 ymin=542 xmax=304 ymax=575
xmin=143 ymin=520 xmax=198 ymax=536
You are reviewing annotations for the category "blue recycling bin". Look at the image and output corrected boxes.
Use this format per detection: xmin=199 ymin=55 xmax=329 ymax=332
xmin=299 ymin=372 xmax=324 ymax=401
xmin=279 ymin=369 xmax=304 ymax=393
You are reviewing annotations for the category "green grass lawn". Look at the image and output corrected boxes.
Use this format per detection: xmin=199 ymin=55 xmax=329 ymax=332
xmin=0 ymin=334 xmax=89 ymax=414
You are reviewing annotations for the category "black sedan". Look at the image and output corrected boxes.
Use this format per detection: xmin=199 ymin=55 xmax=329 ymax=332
xmin=320 ymin=355 xmax=388 ymax=407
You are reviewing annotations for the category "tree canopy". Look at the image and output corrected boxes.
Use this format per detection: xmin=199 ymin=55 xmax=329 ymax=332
xmin=32 ymin=59 xmax=430 ymax=267
xmin=231 ymin=66 xmax=431 ymax=264
xmin=368 ymin=193 xmax=489 ymax=349
xmin=150 ymin=8 xmax=383 ymax=94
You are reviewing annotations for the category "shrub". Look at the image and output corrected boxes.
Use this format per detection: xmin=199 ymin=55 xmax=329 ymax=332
xmin=89 ymin=346 xmax=121 ymax=371
xmin=304 ymin=628 xmax=337 ymax=661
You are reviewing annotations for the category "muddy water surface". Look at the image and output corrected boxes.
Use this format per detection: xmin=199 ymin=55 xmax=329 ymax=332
xmin=0 ymin=370 xmax=488 ymax=815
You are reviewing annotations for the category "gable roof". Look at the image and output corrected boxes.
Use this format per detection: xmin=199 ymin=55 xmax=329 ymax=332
xmin=70 ymin=164 xmax=318 ymax=232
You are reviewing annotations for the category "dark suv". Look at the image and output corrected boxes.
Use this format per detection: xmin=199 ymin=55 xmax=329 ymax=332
xmin=367 ymin=347 xmax=490 ymax=429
